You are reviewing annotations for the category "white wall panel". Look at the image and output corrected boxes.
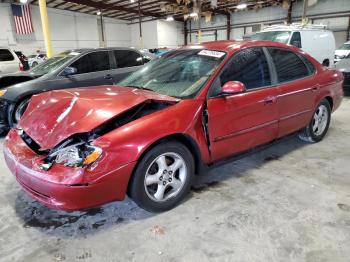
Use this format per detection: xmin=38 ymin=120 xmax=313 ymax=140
xmin=157 ymin=20 xmax=183 ymax=48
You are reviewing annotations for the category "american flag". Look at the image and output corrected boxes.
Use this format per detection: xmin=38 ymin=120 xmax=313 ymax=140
xmin=11 ymin=4 xmax=34 ymax=34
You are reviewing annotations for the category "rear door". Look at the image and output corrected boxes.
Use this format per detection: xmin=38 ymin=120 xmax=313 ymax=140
xmin=0 ymin=49 xmax=18 ymax=74
xmin=266 ymin=47 xmax=318 ymax=137
xmin=111 ymin=49 xmax=144 ymax=83
xmin=207 ymin=47 xmax=279 ymax=161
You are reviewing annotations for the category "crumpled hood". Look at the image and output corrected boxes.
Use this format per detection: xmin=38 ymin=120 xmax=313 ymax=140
xmin=20 ymin=85 xmax=179 ymax=150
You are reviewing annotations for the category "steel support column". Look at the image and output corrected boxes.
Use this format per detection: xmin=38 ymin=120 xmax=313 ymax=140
xmin=38 ymin=0 xmax=53 ymax=57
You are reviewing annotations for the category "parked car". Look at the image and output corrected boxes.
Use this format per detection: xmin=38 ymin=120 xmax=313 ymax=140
xmin=0 ymin=47 xmax=154 ymax=134
xmin=15 ymin=51 xmax=30 ymax=71
xmin=0 ymin=48 xmax=23 ymax=74
xmin=28 ymin=53 xmax=46 ymax=68
xmin=4 ymin=40 xmax=343 ymax=212
xmin=335 ymin=41 xmax=350 ymax=63
xmin=139 ymin=50 xmax=157 ymax=62
xmin=335 ymin=53 xmax=350 ymax=95
xmin=251 ymin=24 xmax=336 ymax=67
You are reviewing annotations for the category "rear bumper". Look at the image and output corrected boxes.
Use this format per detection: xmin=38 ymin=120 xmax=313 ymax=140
xmin=4 ymin=129 xmax=136 ymax=211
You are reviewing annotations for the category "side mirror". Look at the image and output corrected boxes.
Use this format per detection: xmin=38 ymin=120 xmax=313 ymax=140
xmin=62 ymin=66 xmax=77 ymax=76
xmin=221 ymin=81 xmax=246 ymax=96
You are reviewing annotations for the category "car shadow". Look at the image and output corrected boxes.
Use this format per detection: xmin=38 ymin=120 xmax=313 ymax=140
xmin=11 ymin=132 xmax=314 ymax=238
xmin=188 ymin=133 xmax=308 ymax=194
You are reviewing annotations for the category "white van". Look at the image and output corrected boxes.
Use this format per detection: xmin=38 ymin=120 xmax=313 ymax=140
xmin=251 ymin=24 xmax=336 ymax=67
xmin=0 ymin=48 xmax=22 ymax=75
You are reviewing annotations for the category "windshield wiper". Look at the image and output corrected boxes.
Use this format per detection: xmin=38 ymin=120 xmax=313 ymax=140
xmin=126 ymin=85 xmax=154 ymax=92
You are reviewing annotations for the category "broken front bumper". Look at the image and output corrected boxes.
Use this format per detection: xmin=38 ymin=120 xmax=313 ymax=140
xmin=4 ymin=129 xmax=136 ymax=211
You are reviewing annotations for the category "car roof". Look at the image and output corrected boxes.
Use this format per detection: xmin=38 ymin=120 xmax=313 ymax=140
xmin=63 ymin=47 xmax=141 ymax=54
xmin=183 ymin=40 xmax=297 ymax=54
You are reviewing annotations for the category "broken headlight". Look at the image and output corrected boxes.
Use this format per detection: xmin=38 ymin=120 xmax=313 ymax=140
xmin=42 ymin=143 xmax=102 ymax=170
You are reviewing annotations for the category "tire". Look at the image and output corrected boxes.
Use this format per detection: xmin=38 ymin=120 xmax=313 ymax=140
xmin=128 ymin=141 xmax=195 ymax=212
xmin=298 ymin=99 xmax=331 ymax=143
xmin=13 ymin=98 xmax=30 ymax=125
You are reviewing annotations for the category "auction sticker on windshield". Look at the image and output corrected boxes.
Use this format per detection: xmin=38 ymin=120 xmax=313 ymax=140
xmin=198 ymin=50 xmax=225 ymax=58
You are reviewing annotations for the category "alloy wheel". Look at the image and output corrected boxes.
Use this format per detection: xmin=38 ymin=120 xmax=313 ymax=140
xmin=312 ymin=104 xmax=329 ymax=136
xmin=144 ymin=152 xmax=187 ymax=202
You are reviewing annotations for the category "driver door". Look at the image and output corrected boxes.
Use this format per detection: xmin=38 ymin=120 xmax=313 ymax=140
xmin=207 ymin=47 xmax=279 ymax=161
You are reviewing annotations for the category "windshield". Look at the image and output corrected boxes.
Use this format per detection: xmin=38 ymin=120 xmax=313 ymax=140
xmin=251 ymin=31 xmax=291 ymax=44
xmin=339 ymin=43 xmax=350 ymax=50
xmin=119 ymin=49 xmax=226 ymax=98
xmin=30 ymin=51 xmax=79 ymax=75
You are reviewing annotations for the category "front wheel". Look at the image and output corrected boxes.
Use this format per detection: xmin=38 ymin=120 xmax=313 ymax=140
xmin=298 ymin=99 xmax=331 ymax=143
xmin=13 ymin=98 xmax=30 ymax=125
xmin=128 ymin=141 xmax=194 ymax=212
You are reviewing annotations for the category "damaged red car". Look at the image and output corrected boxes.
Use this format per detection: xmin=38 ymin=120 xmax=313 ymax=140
xmin=4 ymin=40 xmax=343 ymax=212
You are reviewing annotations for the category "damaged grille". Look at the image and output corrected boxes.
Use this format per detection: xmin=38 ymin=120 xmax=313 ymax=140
xmin=20 ymin=130 xmax=46 ymax=154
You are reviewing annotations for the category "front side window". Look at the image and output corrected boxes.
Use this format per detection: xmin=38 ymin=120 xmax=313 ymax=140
xmin=0 ymin=49 xmax=15 ymax=62
xmin=251 ymin=31 xmax=291 ymax=44
xmin=219 ymin=48 xmax=271 ymax=91
xmin=119 ymin=49 xmax=226 ymax=98
xmin=290 ymin=32 xmax=302 ymax=48
xmin=114 ymin=50 xmax=143 ymax=68
xmin=268 ymin=48 xmax=309 ymax=83
xmin=30 ymin=51 xmax=79 ymax=75
xmin=70 ymin=51 xmax=110 ymax=74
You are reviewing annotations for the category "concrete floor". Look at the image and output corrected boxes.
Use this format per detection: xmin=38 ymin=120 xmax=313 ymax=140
xmin=1 ymin=98 xmax=350 ymax=262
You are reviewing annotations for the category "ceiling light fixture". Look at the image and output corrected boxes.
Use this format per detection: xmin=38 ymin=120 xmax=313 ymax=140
xmin=97 ymin=10 xmax=102 ymax=15
xmin=166 ymin=16 xmax=174 ymax=22
xmin=130 ymin=0 xmax=135 ymax=3
xmin=236 ymin=3 xmax=247 ymax=9
xmin=20 ymin=0 xmax=28 ymax=3
xmin=189 ymin=12 xmax=198 ymax=17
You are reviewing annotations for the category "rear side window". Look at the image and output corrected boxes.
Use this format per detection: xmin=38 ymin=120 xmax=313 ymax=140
xmin=220 ymin=47 xmax=271 ymax=90
xmin=70 ymin=51 xmax=110 ymax=74
xmin=268 ymin=48 xmax=309 ymax=83
xmin=114 ymin=50 xmax=143 ymax=68
xmin=0 ymin=49 xmax=15 ymax=61
xmin=299 ymin=55 xmax=316 ymax=74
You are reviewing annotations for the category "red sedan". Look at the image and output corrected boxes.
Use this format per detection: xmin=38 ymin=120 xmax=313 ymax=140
xmin=4 ymin=40 xmax=343 ymax=212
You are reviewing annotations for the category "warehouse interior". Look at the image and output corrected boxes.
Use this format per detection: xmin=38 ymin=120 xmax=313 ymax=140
xmin=0 ymin=0 xmax=350 ymax=261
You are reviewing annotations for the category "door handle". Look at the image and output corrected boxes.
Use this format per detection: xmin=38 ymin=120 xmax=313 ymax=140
xmin=264 ymin=96 xmax=276 ymax=105
xmin=104 ymin=74 xmax=113 ymax=80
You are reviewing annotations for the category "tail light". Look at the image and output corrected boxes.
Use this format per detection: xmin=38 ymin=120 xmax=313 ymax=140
xmin=19 ymin=63 xmax=24 ymax=71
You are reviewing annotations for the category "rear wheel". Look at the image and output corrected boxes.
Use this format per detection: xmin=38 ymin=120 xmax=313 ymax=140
xmin=298 ymin=99 xmax=331 ymax=143
xmin=129 ymin=141 xmax=194 ymax=212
